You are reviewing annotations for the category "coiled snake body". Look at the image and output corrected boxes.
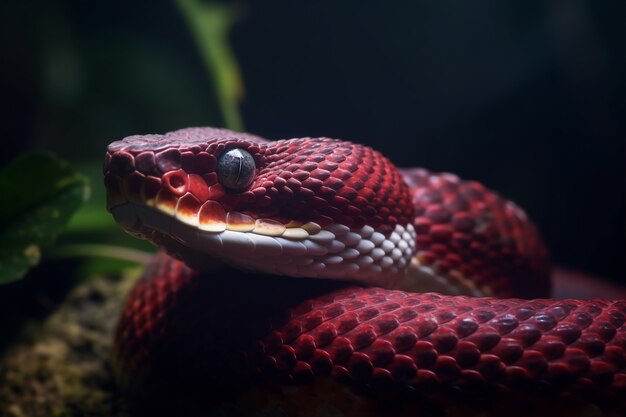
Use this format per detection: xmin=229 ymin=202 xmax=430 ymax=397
xmin=105 ymin=128 xmax=626 ymax=416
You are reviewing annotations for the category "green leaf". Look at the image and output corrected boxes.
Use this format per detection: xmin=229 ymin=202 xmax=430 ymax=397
xmin=0 ymin=151 xmax=89 ymax=284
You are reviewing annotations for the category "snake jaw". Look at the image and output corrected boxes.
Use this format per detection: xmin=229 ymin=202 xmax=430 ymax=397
xmin=109 ymin=198 xmax=417 ymax=283
xmin=109 ymin=189 xmax=448 ymax=291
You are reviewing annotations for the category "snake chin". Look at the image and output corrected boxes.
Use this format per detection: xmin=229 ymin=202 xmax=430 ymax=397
xmin=111 ymin=200 xmax=493 ymax=298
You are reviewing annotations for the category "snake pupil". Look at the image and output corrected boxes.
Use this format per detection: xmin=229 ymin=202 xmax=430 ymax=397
xmin=216 ymin=148 xmax=256 ymax=191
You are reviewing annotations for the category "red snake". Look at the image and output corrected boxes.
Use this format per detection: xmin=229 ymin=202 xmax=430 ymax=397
xmin=105 ymin=127 xmax=626 ymax=416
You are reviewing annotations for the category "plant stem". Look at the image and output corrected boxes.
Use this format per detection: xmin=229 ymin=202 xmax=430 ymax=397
xmin=176 ymin=0 xmax=245 ymax=131
xmin=49 ymin=244 xmax=154 ymax=264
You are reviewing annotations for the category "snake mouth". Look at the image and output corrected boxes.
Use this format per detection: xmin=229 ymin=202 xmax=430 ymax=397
xmin=109 ymin=199 xmax=416 ymax=283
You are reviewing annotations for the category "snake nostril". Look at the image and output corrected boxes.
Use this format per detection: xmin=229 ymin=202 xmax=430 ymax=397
xmin=163 ymin=170 xmax=189 ymax=195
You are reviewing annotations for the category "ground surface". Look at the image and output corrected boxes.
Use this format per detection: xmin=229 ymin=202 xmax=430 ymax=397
xmin=0 ymin=268 xmax=280 ymax=417
xmin=0 ymin=273 xmax=133 ymax=417
xmin=0 ymin=267 xmax=624 ymax=417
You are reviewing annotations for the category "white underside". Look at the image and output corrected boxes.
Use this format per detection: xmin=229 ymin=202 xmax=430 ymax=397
xmin=112 ymin=202 xmax=488 ymax=296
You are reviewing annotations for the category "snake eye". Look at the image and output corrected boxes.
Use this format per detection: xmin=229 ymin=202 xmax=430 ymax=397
xmin=216 ymin=148 xmax=256 ymax=190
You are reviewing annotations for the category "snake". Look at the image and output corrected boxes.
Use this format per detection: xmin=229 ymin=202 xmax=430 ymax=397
xmin=105 ymin=127 xmax=626 ymax=416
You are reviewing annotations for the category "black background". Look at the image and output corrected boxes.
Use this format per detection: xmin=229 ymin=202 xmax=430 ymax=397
xmin=2 ymin=1 xmax=624 ymax=281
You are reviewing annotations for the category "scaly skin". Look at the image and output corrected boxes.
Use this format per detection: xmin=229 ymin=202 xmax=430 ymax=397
xmin=105 ymin=127 xmax=625 ymax=414
xmin=114 ymin=254 xmax=626 ymax=416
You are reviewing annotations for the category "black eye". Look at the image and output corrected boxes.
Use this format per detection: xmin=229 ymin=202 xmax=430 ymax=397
xmin=216 ymin=148 xmax=256 ymax=190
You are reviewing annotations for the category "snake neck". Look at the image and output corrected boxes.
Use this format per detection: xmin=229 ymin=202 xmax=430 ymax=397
xmin=105 ymin=127 xmax=550 ymax=299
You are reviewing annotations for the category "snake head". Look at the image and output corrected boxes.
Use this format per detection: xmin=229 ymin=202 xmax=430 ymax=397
xmin=104 ymin=127 xmax=416 ymax=284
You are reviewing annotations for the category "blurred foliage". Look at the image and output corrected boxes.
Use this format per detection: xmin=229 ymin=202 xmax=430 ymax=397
xmin=0 ymin=0 xmax=245 ymax=284
xmin=0 ymin=152 xmax=89 ymax=284
xmin=2 ymin=0 xmax=244 ymax=164
xmin=177 ymin=0 xmax=245 ymax=131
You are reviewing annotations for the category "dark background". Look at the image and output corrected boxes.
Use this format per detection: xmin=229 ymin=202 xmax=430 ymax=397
xmin=2 ymin=1 xmax=624 ymax=281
